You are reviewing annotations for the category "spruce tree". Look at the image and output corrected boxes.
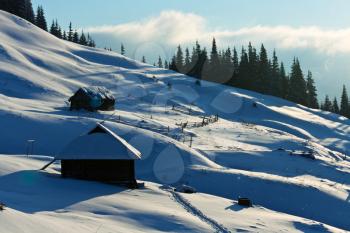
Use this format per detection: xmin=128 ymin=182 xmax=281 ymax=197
xmin=68 ymin=22 xmax=73 ymax=41
xmin=332 ymin=97 xmax=340 ymax=114
xmin=72 ymin=30 xmax=79 ymax=43
xmin=207 ymin=38 xmax=220 ymax=82
xmin=320 ymin=102 xmax=324 ymax=110
xmin=340 ymin=85 xmax=349 ymax=117
xmin=158 ymin=56 xmax=163 ymax=68
xmin=322 ymin=95 xmax=333 ymax=112
xmin=187 ymin=42 xmax=208 ymax=79
xmin=257 ymin=44 xmax=270 ymax=94
xmin=271 ymin=50 xmax=281 ymax=97
xmin=192 ymin=41 xmax=201 ymax=70
xmin=279 ymin=62 xmax=289 ymax=99
xmin=50 ymin=20 xmax=56 ymax=36
xmin=210 ymin=38 xmax=219 ymax=62
xmin=199 ymin=47 xmax=208 ymax=79
xmin=175 ymin=45 xmax=184 ymax=72
xmin=0 ymin=0 xmax=34 ymax=23
xmin=184 ymin=48 xmax=191 ymax=73
xmin=164 ymin=60 xmax=169 ymax=69
xmin=87 ymin=33 xmax=91 ymax=45
xmin=79 ymin=31 xmax=87 ymax=45
xmin=169 ymin=56 xmax=178 ymax=72
xmin=0 ymin=0 xmax=11 ymax=14
xmin=1 ymin=0 xmax=27 ymax=21
xmin=288 ymin=58 xmax=307 ymax=105
xmin=187 ymin=42 xmax=201 ymax=78
xmin=229 ymin=47 xmax=239 ymax=86
xmin=19 ymin=0 xmax=26 ymax=15
xmin=24 ymin=0 xmax=35 ymax=23
xmin=306 ymin=71 xmax=319 ymax=109
xmin=50 ymin=20 xmax=62 ymax=38
xmin=62 ymin=31 xmax=67 ymax=40
xmin=56 ymin=21 xmax=62 ymax=39
xmin=15 ymin=0 xmax=25 ymax=18
xmin=90 ymin=40 xmax=96 ymax=47
xmin=121 ymin=43 xmax=125 ymax=55
xmin=87 ymin=33 xmax=95 ymax=47
xmin=247 ymin=42 xmax=254 ymax=64
xmin=221 ymin=47 xmax=233 ymax=84
xmin=237 ymin=47 xmax=249 ymax=89
xmin=35 ymin=5 xmax=47 ymax=31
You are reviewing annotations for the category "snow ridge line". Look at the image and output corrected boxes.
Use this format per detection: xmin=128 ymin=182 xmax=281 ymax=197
xmin=164 ymin=188 xmax=231 ymax=233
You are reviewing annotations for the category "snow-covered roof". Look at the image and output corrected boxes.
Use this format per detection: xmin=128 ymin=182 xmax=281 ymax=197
xmin=56 ymin=123 xmax=141 ymax=160
xmin=80 ymin=86 xmax=115 ymax=100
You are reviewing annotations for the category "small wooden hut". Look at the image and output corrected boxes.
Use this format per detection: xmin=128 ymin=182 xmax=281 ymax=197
xmin=69 ymin=86 xmax=115 ymax=111
xmin=55 ymin=123 xmax=141 ymax=185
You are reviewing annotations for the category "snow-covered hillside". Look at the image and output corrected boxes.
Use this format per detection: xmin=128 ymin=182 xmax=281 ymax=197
xmin=0 ymin=10 xmax=350 ymax=232
xmin=1 ymin=155 xmax=344 ymax=233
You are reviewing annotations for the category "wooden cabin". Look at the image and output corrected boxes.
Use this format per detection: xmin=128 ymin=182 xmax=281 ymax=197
xmin=56 ymin=123 xmax=141 ymax=185
xmin=69 ymin=86 xmax=115 ymax=111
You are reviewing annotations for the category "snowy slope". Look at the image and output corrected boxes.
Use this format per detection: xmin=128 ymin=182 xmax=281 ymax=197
xmin=0 ymin=10 xmax=350 ymax=232
xmin=0 ymin=155 xmax=344 ymax=233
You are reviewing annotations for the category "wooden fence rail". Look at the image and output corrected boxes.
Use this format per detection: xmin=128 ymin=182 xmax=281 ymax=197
xmin=176 ymin=114 xmax=219 ymax=130
xmin=107 ymin=109 xmax=218 ymax=149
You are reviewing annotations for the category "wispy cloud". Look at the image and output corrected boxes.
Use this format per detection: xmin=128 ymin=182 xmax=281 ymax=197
xmin=218 ymin=26 xmax=350 ymax=54
xmin=86 ymin=11 xmax=205 ymax=46
xmin=86 ymin=10 xmax=350 ymax=55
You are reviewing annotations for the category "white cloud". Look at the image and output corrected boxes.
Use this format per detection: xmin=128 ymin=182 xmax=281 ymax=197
xmin=86 ymin=10 xmax=350 ymax=55
xmin=86 ymin=11 xmax=205 ymax=45
xmin=218 ymin=26 xmax=350 ymax=54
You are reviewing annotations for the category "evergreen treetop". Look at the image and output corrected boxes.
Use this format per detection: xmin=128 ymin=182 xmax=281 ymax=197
xmin=121 ymin=43 xmax=125 ymax=55
xmin=35 ymin=5 xmax=47 ymax=31
xmin=306 ymin=71 xmax=319 ymax=109
xmin=340 ymin=85 xmax=350 ymax=117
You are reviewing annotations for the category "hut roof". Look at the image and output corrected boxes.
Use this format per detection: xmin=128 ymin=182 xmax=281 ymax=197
xmin=56 ymin=123 xmax=141 ymax=160
xmin=79 ymin=86 xmax=115 ymax=100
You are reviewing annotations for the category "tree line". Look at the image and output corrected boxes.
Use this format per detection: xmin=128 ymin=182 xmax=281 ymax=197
xmin=0 ymin=0 xmax=96 ymax=47
xmin=0 ymin=0 xmax=35 ymax=24
xmin=158 ymin=39 xmax=319 ymax=109
xmin=50 ymin=21 xmax=96 ymax=47
xmin=152 ymin=39 xmax=349 ymax=118
xmin=321 ymin=85 xmax=350 ymax=118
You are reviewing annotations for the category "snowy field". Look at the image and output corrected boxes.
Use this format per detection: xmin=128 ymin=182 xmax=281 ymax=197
xmin=0 ymin=10 xmax=350 ymax=232
xmin=0 ymin=155 xmax=344 ymax=233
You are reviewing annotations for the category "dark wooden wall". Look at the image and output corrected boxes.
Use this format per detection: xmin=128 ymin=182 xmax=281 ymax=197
xmin=61 ymin=160 xmax=135 ymax=183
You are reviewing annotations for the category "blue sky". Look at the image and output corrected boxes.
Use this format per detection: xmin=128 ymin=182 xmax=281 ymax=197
xmin=32 ymin=0 xmax=350 ymax=98
xmin=32 ymin=0 xmax=350 ymax=29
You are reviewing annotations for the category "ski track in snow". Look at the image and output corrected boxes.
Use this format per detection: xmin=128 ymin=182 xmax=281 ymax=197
xmin=163 ymin=187 xmax=231 ymax=233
